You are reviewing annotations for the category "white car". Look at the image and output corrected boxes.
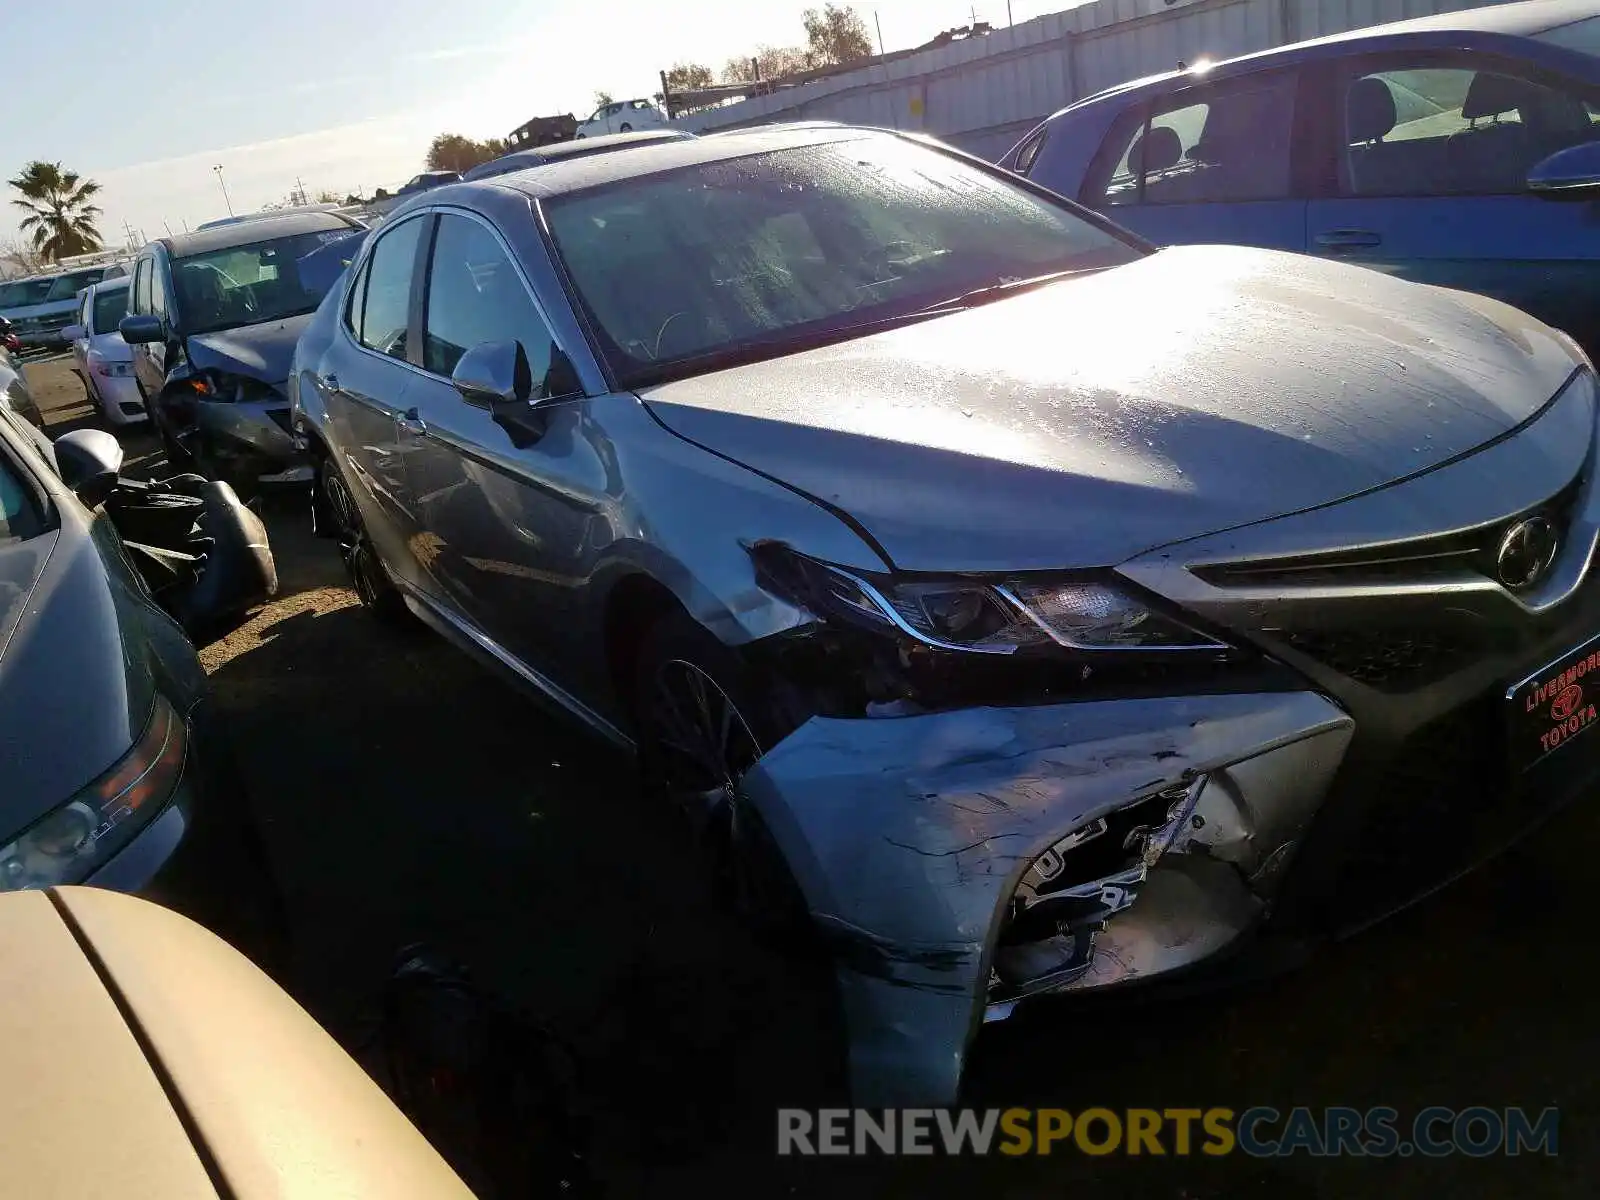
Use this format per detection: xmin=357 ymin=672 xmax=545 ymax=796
xmin=574 ymin=98 xmax=667 ymax=138
xmin=63 ymin=277 xmax=146 ymax=427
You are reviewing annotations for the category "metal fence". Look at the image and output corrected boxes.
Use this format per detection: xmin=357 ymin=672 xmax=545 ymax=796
xmin=677 ymin=0 xmax=1504 ymax=159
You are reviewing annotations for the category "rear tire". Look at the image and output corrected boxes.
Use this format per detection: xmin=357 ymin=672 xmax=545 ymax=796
xmin=632 ymin=609 xmax=811 ymax=942
xmin=317 ymin=456 xmax=413 ymax=626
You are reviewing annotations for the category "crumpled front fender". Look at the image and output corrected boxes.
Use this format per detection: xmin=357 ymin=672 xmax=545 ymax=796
xmin=739 ymin=690 xmax=1353 ymax=1104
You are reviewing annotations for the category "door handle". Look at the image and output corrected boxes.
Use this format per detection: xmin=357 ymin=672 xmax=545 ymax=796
xmin=1314 ymin=229 xmax=1382 ymax=250
xmin=397 ymin=407 xmax=428 ymax=436
xmin=322 ymin=372 xmax=339 ymax=392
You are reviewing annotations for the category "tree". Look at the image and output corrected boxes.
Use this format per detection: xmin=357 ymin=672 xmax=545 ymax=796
xmin=7 ymin=161 xmax=103 ymax=263
xmin=721 ymin=45 xmax=811 ymax=83
xmin=314 ymin=189 xmax=342 ymax=204
xmin=663 ymin=62 xmax=714 ymax=93
xmin=804 ymin=3 xmax=874 ymax=66
xmin=424 ymin=133 xmax=507 ymax=174
xmin=592 ymin=90 xmax=615 ymax=110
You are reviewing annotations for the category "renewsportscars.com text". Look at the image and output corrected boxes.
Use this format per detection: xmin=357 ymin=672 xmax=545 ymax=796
xmin=777 ymin=1106 xmax=1558 ymax=1158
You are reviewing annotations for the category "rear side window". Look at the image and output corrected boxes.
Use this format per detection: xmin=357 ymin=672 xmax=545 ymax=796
xmin=354 ymin=217 xmax=423 ymax=359
xmin=421 ymin=214 xmax=561 ymax=389
xmin=1340 ymin=64 xmax=1600 ymax=196
xmin=1090 ymin=73 xmax=1297 ymax=206
xmin=1013 ymin=128 xmax=1047 ymax=175
xmin=148 ymin=261 xmax=168 ymax=319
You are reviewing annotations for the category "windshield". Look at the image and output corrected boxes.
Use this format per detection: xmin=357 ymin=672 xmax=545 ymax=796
xmin=91 ymin=287 xmax=128 ymax=333
xmin=0 ymin=279 xmax=55 ymax=309
xmin=173 ymin=228 xmax=359 ymax=334
xmin=543 ymin=136 xmax=1139 ymax=386
xmin=42 ymin=269 xmax=104 ymax=303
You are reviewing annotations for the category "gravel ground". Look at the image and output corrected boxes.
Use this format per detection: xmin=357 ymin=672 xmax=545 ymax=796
xmin=26 ymin=355 xmax=1600 ymax=1197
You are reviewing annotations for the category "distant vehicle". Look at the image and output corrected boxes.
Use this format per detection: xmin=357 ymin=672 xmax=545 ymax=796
xmin=119 ymin=210 xmax=366 ymax=491
xmin=1001 ymin=0 xmax=1600 ymax=350
xmin=573 ymin=98 xmax=667 ymax=138
xmin=63 ymin=278 xmax=144 ymax=427
xmin=0 ymin=264 xmax=129 ymax=349
xmin=460 ymin=129 xmax=695 ymax=180
xmin=397 ymin=171 xmax=461 ymax=197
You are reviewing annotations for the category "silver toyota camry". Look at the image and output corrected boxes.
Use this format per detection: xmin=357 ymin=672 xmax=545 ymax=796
xmin=291 ymin=125 xmax=1600 ymax=1105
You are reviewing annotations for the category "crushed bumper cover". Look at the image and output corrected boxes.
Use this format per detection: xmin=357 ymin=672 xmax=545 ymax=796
xmin=739 ymin=691 xmax=1352 ymax=1105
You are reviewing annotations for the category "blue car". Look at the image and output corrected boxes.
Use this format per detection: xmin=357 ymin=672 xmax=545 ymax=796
xmin=1002 ymin=0 xmax=1600 ymax=348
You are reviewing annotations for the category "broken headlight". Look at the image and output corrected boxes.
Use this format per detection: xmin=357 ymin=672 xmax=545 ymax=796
xmin=182 ymin=370 xmax=280 ymax=405
xmin=751 ymin=544 xmax=1226 ymax=655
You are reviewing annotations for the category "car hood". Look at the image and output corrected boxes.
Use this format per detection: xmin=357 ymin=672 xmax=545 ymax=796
xmin=188 ymin=314 xmax=312 ymax=387
xmin=639 ymin=246 xmax=1584 ymax=572
xmin=0 ymin=524 xmax=155 ymax=828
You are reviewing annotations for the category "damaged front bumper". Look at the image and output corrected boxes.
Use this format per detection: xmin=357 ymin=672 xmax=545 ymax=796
xmin=739 ymin=690 xmax=1352 ymax=1105
xmin=190 ymin=398 xmax=310 ymax=484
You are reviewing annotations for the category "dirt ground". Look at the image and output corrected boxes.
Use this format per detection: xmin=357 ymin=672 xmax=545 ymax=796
xmin=26 ymin=356 xmax=1600 ymax=1197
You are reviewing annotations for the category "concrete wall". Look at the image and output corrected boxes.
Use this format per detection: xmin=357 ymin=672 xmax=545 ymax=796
xmin=677 ymin=0 xmax=1503 ymax=158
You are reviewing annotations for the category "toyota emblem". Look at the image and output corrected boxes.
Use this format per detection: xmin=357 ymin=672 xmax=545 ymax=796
xmin=1496 ymin=516 xmax=1561 ymax=591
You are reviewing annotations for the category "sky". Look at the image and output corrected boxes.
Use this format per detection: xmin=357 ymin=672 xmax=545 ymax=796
xmin=2 ymin=0 xmax=1064 ymax=252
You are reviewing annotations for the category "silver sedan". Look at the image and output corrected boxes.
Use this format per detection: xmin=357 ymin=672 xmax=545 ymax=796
xmin=291 ymin=125 xmax=1600 ymax=1105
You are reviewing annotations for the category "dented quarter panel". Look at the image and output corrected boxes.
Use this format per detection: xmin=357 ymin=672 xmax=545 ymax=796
xmin=739 ymin=690 xmax=1353 ymax=1103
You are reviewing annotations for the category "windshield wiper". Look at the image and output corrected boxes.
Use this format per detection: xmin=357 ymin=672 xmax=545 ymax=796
xmin=921 ymin=268 xmax=1086 ymax=314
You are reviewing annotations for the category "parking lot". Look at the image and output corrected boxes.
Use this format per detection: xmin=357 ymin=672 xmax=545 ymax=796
xmin=25 ymin=352 xmax=1600 ymax=1197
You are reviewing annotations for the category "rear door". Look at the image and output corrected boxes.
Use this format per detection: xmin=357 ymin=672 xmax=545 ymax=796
xmin=1076 ymin=68 xmax=1309 ymax=252
xmin=127 ymin=257 xmax=161 ymax=401
xmin=317 ymin=213 xmax=430 ymax=590
xmin=1307 ymin=51 xmax=1600 ymax=347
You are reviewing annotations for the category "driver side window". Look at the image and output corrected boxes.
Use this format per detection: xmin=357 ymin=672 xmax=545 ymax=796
xmin=354 ymin=217 xmax=423 ymax=360
xmin=421 ymin=213 xmax=564 ymax=395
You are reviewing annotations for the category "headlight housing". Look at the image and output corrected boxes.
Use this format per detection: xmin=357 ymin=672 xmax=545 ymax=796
xmin=0 ymin=695 xmax=186 ymax=891
xmin=181 ymin=370 xmax=280 ymax=404
xmin=87 ymin=351 xmax=133 ymax=379
xmin=751 ymin=545 xmax=1226 ymax=656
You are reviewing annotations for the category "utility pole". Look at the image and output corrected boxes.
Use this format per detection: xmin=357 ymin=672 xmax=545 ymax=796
xmin=1007 ymin=0 xmax=1014 ymax=25
xmin=162 ymin=221 xmax=175 ymax=237
xmin=213 ymin=165 xmax=235 ymax=217
xmin=122 ymin=220 xmax=138 ymax=250
xmin=295 ymin=176 xmax=307 ymax=206
xmin=875 ymin=10 xmax=885 ymax=53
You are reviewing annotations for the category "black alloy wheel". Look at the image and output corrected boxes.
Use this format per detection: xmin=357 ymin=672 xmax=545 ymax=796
xmin=317 ymin=458 xmax=410 ymax=623
xmin=635 ymin=617 xmax=811 ymax=940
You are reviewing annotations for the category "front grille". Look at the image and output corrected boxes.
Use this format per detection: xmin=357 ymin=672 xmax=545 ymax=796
xmin=1319 ymin=695 xmax=1506 ymax=925
xmin=1195 ymin=476 xmax=1584 ymax=591
xmin=1281 ymin=627 xmax=1486 ymax=690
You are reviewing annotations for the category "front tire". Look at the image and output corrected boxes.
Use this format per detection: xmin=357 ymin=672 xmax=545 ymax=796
xmin=317 ymin=456 xmax=412 ymax=626
xmin=632 ymin=611 xmax=811 ymax=941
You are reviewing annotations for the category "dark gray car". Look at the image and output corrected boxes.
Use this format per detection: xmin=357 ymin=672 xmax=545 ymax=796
xmin=120 ymin=211 xmax=366 ymax=492
xmin=291 ymin=125 xmax=1600 ymax=1105
xmin=0 ymin=405 xmax=282 ymax=963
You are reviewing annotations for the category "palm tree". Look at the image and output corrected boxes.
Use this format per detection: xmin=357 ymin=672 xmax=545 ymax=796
xmin=8 ymin=162 xmax=103 ymax=262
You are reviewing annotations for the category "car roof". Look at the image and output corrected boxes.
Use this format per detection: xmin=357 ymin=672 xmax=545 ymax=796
xmin=1071 ymin=0 xmax=1600 ymax=107
xmin=482 ymin=124 xmax=877 ymax=199
xmin=462 ymin=130 xmax=694 ymax=181
xmin=87 ymin=276 xmax=130 ymax=294
xmin=158 ymin=210 xmax=360 ymax=258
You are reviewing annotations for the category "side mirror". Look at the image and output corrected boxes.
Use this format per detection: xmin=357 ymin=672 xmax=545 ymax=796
xmin=119 ymin=314 xmax=164 ymax=345
xmin=452 ymin=340 xmax=553 ymax=448
xmin=1528 ymin=141 xmax=1600 ymax=199
xmin=451 ymin=339 xmax=531 ymax=408
xmin=61 ymin=324 xmax=85 ymax=342
xmin=54 ymin=428 xmax=124 ymax=507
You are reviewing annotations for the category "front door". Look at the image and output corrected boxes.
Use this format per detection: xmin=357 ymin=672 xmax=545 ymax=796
xmin=1083 ymin=68 xmax=1308 ymax=253
xmin=1307 ymin=53 xmax=1600 ymax=348
xmin=395 ymin=210 xmax=600 ymax=697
